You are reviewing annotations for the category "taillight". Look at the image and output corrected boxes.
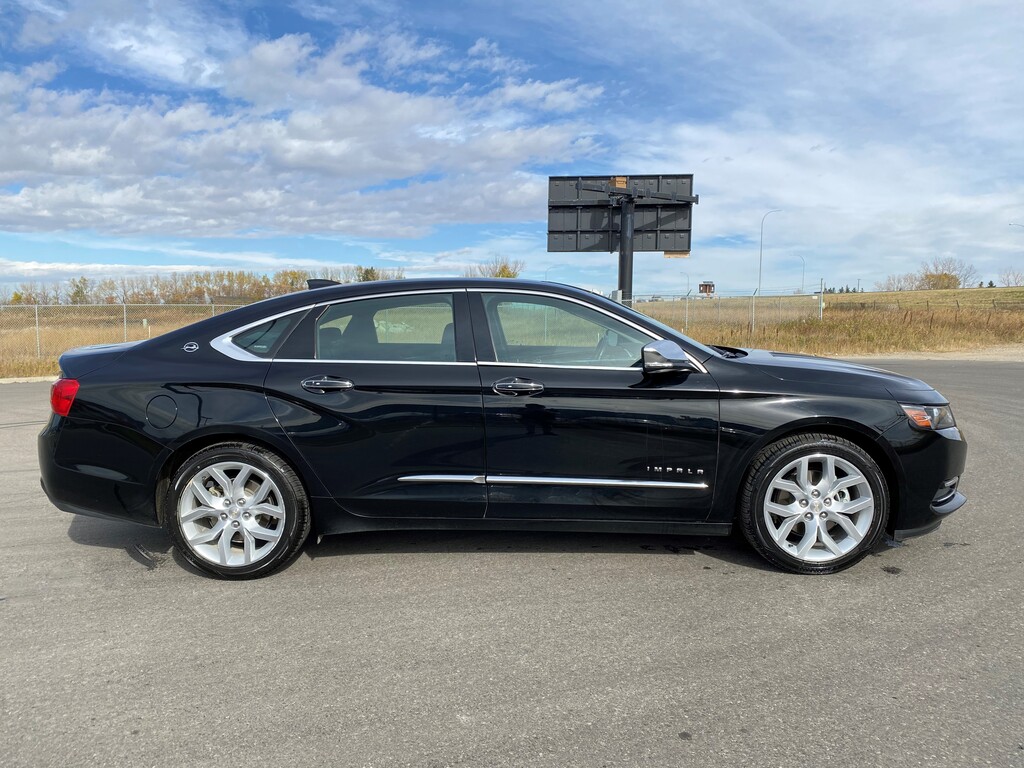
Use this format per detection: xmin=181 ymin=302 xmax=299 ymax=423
xmin=50 ymin=378 xmax=80 ymax=417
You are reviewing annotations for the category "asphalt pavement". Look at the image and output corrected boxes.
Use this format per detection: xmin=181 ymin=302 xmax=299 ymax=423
xmin=1 ymin=361 xmax=1022 ymax=768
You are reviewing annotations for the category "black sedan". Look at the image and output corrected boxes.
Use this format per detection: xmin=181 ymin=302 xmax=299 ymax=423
xmin=39 ymin=279 xmax=967 ymax=578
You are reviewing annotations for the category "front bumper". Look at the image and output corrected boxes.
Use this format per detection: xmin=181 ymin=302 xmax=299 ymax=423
xmin=881 ymin=423 xmax=968 ymax=541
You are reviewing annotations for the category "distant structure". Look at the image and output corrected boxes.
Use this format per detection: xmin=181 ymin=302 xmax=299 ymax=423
xmin=699 ymin=281 xmax=715 ymax=296
xmin=547 ymin=175 xmax=697 ymax=305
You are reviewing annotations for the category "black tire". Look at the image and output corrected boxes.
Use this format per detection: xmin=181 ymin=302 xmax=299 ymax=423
xmin=165 ymin=442 xmax=311 ymax=579
xmin=739 ymin=433 xmax=889 ymax=574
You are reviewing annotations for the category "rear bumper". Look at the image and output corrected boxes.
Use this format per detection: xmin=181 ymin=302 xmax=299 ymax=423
xmin=38 ymin=418 xmax=159 ymax=527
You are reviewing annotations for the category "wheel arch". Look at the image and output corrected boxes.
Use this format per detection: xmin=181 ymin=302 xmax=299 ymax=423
xmin=153 ymin=427 xmax=322 ymax=527
xmin=723 ymin=418 xmax=904 ymax=531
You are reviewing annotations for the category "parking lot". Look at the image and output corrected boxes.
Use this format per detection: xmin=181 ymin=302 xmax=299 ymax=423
xmin=2 ymin=360 xmax=1022 ymax=768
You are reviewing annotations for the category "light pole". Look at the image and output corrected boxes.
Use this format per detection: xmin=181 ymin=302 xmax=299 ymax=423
xmin=797 ymin=255 xmax=805 ymax=294
xmin=680 ymin=271 xmax=690 ymax=296
xmin=544 ymin=265 xmax=561 ymax=280
xmin=753 ymin=209 xmax=781 ymax=327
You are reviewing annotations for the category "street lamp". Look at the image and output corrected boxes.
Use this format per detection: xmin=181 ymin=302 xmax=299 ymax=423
xmin=544 ymin=265 xmax=561 ymax=280
xmin=753 ymin=209 xmax=781 ymax=327
xmin=680 ymin=271 xmax=690 ymax=296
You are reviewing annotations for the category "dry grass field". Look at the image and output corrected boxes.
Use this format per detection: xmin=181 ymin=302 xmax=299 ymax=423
xmin=1 ymin=288 xmax=1022 ymax=378
xmin=828 ymin=285 xmax=1024 ymax=310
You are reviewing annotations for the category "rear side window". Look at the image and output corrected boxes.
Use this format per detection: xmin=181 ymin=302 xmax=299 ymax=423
xmin=232 ymin=314 xmax=301 ymax=358
xmin=316 ymin=294 xmax=456 ymax=362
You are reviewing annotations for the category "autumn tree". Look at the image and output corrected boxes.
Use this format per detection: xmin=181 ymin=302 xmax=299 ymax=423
xmin=464 ymin=255 xmax=526 ymax=278
xmin=874 ymin=272 xmax=919 ymax=291
xmin=876 ymin=256 xmax=979 ymax=291
xmin=999 ymin=266 xmax=1024 ymax=287
xmin=918 ymin=256 xmax=978 ymax=290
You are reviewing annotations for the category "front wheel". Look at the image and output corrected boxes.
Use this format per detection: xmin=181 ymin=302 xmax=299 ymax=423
xmin=165 ymin=442 xmax=311 ymax=579
xmin=739 ymin=433 xmax=889 ymax=574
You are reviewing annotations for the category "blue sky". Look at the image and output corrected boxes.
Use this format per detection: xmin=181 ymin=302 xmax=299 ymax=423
xmin=1 ymin=0 xmax=1022 ymax=296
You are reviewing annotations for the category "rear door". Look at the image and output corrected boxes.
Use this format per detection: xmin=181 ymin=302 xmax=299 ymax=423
xmin=264 ymin=289 xmax=487 ymax=518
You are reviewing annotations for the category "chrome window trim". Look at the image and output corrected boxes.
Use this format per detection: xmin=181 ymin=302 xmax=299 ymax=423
xmin=209 ymin=286 xmax=708 ymax=374
xmin=210 ymin=306 xmax=310 ymax=362
xmin=396 ymin=474 xmax=708 ymax=490
xmin=471 ymin=288 xmax=709 ymax=375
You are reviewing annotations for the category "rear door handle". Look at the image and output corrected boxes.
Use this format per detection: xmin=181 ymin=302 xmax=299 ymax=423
xmin=492 ymin=377 xmax=544 ymax=396
xmin=301 ymin=376 xmax=355 ymax=394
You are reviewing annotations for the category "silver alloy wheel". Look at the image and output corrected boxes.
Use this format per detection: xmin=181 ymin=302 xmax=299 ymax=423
xmin=763 ymin=452 xmax=874 ymax=563
xmin=177 ymin=461 xmax=287 ymax=568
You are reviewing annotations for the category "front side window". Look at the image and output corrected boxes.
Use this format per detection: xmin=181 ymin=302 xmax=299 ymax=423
xmin=316 ymin=294 xmax=456 ymax=362
xmin=481 ymin=293 xmax=652 ymax=367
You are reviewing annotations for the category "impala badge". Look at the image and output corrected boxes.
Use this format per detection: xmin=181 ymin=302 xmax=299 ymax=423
xmin=182 ymin=342 xmax=199 ymax=353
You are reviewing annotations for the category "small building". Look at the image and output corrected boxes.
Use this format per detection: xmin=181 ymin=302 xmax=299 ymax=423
xmin=699 ymin=281 xmax=715 ymax=296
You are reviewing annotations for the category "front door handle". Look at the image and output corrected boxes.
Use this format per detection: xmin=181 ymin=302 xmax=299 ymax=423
xmin=301 ymin=376 xmax=355 ymax=394
xmin=492 ymin=377 xmax=544 ymax=396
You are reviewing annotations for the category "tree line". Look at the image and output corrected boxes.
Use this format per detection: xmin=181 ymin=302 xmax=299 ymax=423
xmin=876 ymin=256 xmax=1023 ymax=291
xmin=0 ymin=256 xmax=528 ymax=305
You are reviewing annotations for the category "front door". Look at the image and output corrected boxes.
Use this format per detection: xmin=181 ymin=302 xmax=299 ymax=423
xmin=265 ymin=290 xmax=486 ymax=518
xmin=470 ymin=290 xmax=719 ymax=521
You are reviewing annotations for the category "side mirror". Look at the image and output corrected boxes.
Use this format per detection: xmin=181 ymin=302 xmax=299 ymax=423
xmin=642 ymin=340 xmax=700 ymax=375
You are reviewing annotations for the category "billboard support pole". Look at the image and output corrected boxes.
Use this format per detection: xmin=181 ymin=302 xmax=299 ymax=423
xmin=618 ymin=197 xmax=635 ymax=306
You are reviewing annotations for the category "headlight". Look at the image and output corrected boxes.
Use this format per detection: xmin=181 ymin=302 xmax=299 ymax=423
xmin=901 ymin=403 xmax=956 ymax=430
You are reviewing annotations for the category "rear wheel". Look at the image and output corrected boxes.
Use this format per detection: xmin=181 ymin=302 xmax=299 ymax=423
xmin=166 ymin=442 xmax=310 ymax=579
xmin=739 ymin=433 xmax=889 ymax=574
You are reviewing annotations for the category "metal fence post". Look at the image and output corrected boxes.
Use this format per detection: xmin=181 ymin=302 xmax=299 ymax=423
xmin=684 ymin=295 xmax=689 ymax=332
xmin=35 ymin=304 xmax=41 ymax=358
xmin=123 ymin=304 xmax=128 ymax=342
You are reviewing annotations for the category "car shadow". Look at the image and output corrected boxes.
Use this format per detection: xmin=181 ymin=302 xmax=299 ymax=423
xmin=66 ymin=516 xmax=906 ymax=575
xmin=66 ymin=516 xmax=798 ymax=575
xmin=307 ymin=528 xmax=775 ymax=572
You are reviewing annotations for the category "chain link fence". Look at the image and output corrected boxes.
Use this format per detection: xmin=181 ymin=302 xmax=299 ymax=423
xmin=0 ymin=304 xmax=244 ymax=378
xmin=631 ymin=292 xmax=823 ymax=333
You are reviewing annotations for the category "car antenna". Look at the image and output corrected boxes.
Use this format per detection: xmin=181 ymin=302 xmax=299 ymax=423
xmin=306 ymin=279 xmax=340 ymax=290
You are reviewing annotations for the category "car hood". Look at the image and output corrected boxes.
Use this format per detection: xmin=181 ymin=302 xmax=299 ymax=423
xmin=736 ymin=349 xmax=936 ymax=395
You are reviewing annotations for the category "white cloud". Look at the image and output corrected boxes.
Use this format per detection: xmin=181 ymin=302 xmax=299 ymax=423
xmin=0 ymin=19 xmax=602 ymax=237
xmin=467 ymin=38 xmax=527 ymax=74
xmin=14 ymin=0 xmax=250 ymax=87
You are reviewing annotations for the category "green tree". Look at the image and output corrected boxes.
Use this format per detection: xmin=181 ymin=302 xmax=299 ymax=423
xmin=65 ymin=276 xmax=92 ymax=304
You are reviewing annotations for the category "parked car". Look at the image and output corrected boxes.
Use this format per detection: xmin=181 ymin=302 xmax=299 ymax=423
xmin=39 ymin=279 xmax=967 ymax=578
